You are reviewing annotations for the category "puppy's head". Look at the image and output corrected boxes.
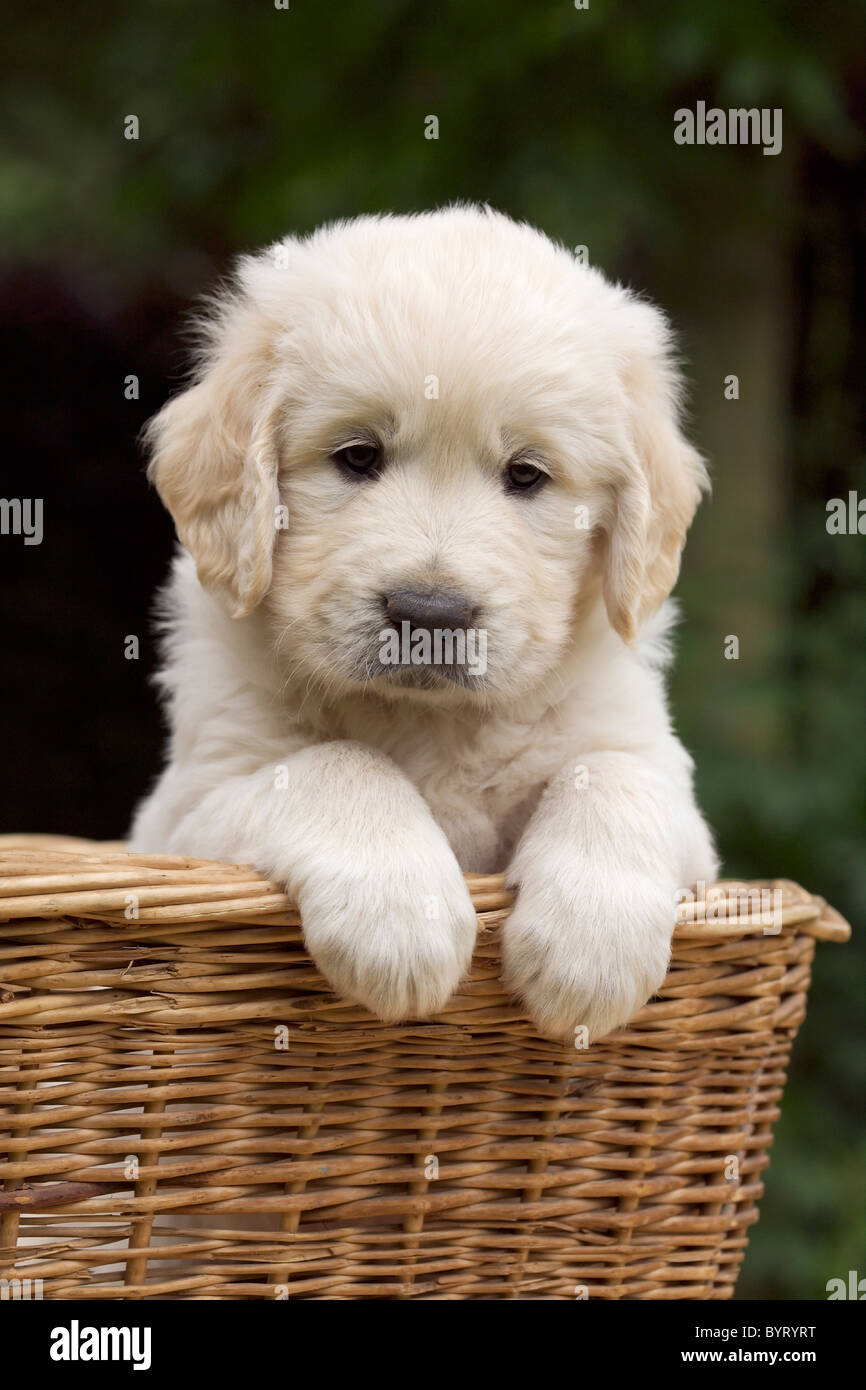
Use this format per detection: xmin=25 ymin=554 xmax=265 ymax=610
xmin=147 ymin=208 xmax=707 ymax=705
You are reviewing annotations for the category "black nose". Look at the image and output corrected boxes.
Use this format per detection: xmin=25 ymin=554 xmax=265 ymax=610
xmin=384 ymin=587 xmax=476 ymax=632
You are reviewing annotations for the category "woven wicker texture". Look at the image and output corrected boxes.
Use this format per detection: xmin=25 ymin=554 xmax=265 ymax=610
xmin=0 ymin=835 xmax=850 ymax=1300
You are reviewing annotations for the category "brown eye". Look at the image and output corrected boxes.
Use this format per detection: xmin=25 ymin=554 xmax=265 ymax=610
xmin=334 ymin=442 xmax=382 ymax=477
xmin=505 ymin=459 xmax=547 ymax=494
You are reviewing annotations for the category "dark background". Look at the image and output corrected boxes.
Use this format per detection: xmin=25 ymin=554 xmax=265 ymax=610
xmin=1 ymin=0 xmax=864 ymax=1297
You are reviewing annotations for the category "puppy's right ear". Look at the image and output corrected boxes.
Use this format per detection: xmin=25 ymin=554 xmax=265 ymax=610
xmin=145 ymin=276 xmax=283 ymax=617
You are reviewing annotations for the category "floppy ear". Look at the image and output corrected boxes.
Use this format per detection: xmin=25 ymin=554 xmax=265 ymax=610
xmin=601 ymin=301 xmax=709 ymax=644
xmin=145 ymin=281 xmax=282 ymax=618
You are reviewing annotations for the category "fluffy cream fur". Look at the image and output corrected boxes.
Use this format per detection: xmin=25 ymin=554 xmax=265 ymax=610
xmin=130 ymin=205 xmax=718 ymax=1040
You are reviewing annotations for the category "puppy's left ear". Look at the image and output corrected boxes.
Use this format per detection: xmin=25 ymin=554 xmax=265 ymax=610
xmin=145 ymin=260 xmax=285 ymax=618
xmin=602 ymin=299 xmax=709 ymax=644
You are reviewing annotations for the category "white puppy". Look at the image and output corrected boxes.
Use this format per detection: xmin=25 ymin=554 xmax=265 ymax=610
xmin=130 ymin=206 xmax=718 ymax=1040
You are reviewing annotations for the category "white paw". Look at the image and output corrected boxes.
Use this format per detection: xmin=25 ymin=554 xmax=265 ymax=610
xmin=502 ymin=860 xmax=674 ymax=1041
xmin=296 ymin=835 xmax=477 ymax=1021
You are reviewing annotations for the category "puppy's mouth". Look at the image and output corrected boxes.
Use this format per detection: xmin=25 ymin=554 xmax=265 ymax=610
xmin=358 ymin=619 xmax=489 ymax=694
xmin=368 ymin=661 xmax=485 ymax=692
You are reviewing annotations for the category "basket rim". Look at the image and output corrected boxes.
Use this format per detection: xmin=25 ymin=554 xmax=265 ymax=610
xmin=0 ymin=834 xmax=851 ymax=944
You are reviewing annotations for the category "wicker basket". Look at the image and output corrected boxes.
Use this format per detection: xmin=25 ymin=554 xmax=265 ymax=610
xmin=0 ymin=835 xmax=849 ymax=1300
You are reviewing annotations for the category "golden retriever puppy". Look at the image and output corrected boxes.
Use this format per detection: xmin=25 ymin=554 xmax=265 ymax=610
xmin=130 ymin=206 xmax=718 ymax=1040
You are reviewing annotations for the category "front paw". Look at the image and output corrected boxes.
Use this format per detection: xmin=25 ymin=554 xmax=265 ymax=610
xmin=297 ymin=844 xmax=477 ymax=1022
xmin=502 ymin=864 xmax=674 ymax=1041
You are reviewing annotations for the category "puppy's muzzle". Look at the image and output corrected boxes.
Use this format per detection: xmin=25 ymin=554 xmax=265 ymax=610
xmin=375 ymin=585 xmax=487 ymax=686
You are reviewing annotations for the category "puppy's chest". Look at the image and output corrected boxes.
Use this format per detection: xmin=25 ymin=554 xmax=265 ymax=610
xmin=365 ymin=720 xmax=557 ymax=872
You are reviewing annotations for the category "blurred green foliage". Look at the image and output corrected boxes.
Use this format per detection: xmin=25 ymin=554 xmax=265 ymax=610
xmin=3 ymin=0 xmax=864 ymax=1298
